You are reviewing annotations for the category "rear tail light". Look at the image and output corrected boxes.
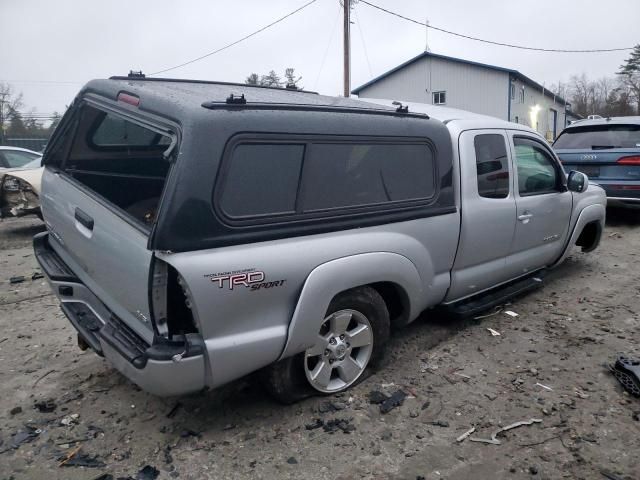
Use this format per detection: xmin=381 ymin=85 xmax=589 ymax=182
xmin=616 ymin=156 xmax=640 ymax=165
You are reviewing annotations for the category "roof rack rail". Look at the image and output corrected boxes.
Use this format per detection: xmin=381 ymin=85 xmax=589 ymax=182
xmin=108 ymin=76 xmax=319 ymax=94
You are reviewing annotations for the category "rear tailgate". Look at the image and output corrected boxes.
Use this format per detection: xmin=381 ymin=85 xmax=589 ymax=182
xmin=41 ymin=96 xmax=177 ymax=343
xmin=42 ymin=168 xmax=155 ymax=342
xmin=556 ymin=148 xmax=640 ymax=181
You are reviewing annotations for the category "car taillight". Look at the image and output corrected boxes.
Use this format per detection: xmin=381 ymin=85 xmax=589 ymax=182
xmin=117 ymin=92 xmax=140 ymax=107
xmin=616 ymin=156 xmax=640 ymax=165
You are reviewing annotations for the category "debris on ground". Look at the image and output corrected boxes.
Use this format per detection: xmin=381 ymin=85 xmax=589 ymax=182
xmin=322 ymin=418 xmax=355 ymax=434
xmin=9 ymin=276 xmax=25 ymax=284
xmin=504 ymin=310 xmax=519 ymax=317
xmin=609 ymin=355 xmax=640 ymax=397
xmin=31 ymin=272 xmax=44 ymax=280
xmin=456 ymin=427 xmax=476 ymax=443
xmin=286 ymin=456 xmax=298 ymax=464
xmin=535 ymin=382 xmax=553 ymax=391
xmin=10 ymin=425 xmax=41 ymax=448
xmin=60 ymin=413 xmax=80 ymax=426
xmin=368 ymin=390 xmax=390 ymax=404
xmin=135 ymin=465 xmax=160 ymax=480
xmin=487 ymin=328 xmax=501 ymax=336
xmin=430 ymin=420 xmax=450 ymax=428
xmin=9 ymin=406 xmax=22 ymax=415
xmin=59 ymin=451 xmax=106 ymax=468
xmin=469 ymin=418 xmax=542 ymax=445
xmin=379 ymin=390 xmax=407 ymax=414
xmin=34 ymin=399 xmax=56 ymax=413
xmin=305 ymin=418 xmax=324 ymax=430
xmin=166 ymin=402 xmax=182 ymax=418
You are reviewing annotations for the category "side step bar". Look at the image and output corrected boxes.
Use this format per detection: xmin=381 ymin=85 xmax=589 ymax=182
xmin=442 ymin=271 xmax=546 ymax=318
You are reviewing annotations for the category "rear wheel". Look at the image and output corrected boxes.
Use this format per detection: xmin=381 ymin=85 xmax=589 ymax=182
xmin=263 ymin=286 xmax=390 ymax=403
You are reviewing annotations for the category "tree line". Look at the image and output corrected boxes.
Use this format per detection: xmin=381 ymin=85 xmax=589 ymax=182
xmin=0 ymin=82 xmax=61 ymax=142
xmin=552 ymin=44 xmax=640 ymax=118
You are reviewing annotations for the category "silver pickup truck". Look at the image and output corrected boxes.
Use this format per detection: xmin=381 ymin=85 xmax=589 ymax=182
xmin=34 ymin=77 xmax=605 ymax=402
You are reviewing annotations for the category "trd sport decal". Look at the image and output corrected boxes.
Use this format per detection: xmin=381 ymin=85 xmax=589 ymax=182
xmin=203 ymin=268 xmax=286 ymax=291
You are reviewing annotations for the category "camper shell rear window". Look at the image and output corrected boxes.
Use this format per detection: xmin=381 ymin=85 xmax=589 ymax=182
xmin=53 ymin=102 xmax=176 ymax=228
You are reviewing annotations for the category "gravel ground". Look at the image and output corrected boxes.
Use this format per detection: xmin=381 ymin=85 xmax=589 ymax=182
xmin=0 ymin=211 xmax=639 ymax=480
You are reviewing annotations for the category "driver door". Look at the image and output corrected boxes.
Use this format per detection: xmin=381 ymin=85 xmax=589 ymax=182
xmin=504 ymin=133 xmax=572 ymax=277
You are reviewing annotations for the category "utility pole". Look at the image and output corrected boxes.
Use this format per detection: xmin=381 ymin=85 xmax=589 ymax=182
xmin=0 ymin=93 xmax=7 ymax=145
xmin=343 ymin=0 xmax=351 ymax=97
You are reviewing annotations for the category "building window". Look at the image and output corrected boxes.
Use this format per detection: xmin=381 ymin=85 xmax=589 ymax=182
xmin=519 ymin=87 xmax=525 ymax=103
xmin=433 ymin=91 xmax=446 ymax=105
xmin=514 ymin=116 xmax=519 ymax=124
xmin=510 ymin=84 xmax=515 ymax=100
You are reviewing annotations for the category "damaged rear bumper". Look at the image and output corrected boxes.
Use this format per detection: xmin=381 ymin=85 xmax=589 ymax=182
xmin=33 ymin=232 xmax=208 ymax=396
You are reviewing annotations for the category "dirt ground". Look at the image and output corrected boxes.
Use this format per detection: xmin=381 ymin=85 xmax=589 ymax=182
xmin=0 ymin=211 xmax=639 ymax=480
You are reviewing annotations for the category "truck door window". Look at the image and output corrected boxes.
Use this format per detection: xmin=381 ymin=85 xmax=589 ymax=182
xmin=474 ymin=134 xmax=509 ymax=199
xmin=513 ymin=137 xmax=561 ymax=196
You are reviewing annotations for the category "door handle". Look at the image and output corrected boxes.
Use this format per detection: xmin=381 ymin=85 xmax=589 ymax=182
xmin=518 ymin=212 xmax=533 ymax=223
xmin=75 ymin=208 xmax=94 ymax=231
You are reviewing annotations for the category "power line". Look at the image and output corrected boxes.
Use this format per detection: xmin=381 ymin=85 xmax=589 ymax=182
xmin=353 ymin=7 xmax=373 ymax=77
xmin=149 ymin=0 xmax=318 ymax=76
xmin=359 ymin=0 xmax=634 ymax=53
xmin=314 ymin=4 xmax=342 ymax=90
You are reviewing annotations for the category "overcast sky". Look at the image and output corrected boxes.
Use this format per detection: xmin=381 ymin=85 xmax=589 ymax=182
xmin=1 ymin=0 xmax=638 ymax=118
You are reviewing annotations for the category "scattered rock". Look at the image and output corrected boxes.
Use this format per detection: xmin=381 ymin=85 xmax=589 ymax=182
xmin=322 ymin=418 xmax=355 ymax=434
xmin=10 ymin=406 xmax=22 ymax=416
xmin=529 ymin=465 xmax=539 ymax=475
xmin=286 ymin=456 xmax=298 ymax=465
xmin=136 ymin=465 xmax=160 ymax=480
xmin=305 ymin=419 xmax=324 ymax=430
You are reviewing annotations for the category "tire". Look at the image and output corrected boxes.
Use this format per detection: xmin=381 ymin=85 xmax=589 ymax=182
xmin=262 ymin=286 xmax=390 ymax=404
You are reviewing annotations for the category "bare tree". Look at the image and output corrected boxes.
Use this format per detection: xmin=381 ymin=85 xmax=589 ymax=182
xmin=0 ymin=83 xmax=24 ymax=143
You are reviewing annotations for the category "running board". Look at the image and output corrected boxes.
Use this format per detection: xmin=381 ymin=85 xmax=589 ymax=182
xmin=442 ymin=272 xmax=546 ymax=319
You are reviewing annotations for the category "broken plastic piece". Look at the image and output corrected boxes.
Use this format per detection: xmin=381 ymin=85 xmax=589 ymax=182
xmin=456 ymin=427 xmax=475 ymax=442
xmin=487 ymin=328 xmax=501 ymax=336
xmin=469 ymin=418 xmax=542 ymax=445
xmin=379 ymin=390 xmax=407 ymax=414
xmin=504 ymin=310 xmax=519 ymax=317
xmin=536 ymin=382 xmax=553 ymax=391
xmin=610 ymin=355 xmax=640 ymax=397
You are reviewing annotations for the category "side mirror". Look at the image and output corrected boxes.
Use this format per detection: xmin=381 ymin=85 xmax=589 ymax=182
xmin=567 ymin=170 xmax=588 ymax=193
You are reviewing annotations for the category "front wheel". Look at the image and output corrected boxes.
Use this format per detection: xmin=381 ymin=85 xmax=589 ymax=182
xmin=263 ymin=286 xmax=390 ymax=403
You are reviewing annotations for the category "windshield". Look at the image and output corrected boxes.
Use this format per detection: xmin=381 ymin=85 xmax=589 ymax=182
xmin=553 ymin=124 xmax=640 ymax=149
xmin=23 ymin=157 xmax=43 ymax=169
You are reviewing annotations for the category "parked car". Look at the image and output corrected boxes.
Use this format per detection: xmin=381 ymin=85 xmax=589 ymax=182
xmin=34 ymin=78 xmax=605 ymax=402
xmin=553 ymin=117 xmax=640 ymax=207
xmin=0 ymin=146 xmax=42 ymax=170
xmin=0 ymin=157 xmax=44 ymax=219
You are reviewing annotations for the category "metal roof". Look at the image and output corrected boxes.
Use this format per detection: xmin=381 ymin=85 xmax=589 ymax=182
xmin=351 ymin=51 xmax=568 ymax=105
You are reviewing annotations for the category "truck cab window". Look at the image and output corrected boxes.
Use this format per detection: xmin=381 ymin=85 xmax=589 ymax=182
xmin=474 ymin=134 xmax=509 ymax=199
xmin=514 ymin=137 xmax=561 ymax=196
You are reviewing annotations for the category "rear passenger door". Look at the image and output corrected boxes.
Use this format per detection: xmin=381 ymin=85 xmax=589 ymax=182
xmin=447 ymin=130 xmax=517 ymax=301
xmin=505 ymin=133 xmax=572 ymax=276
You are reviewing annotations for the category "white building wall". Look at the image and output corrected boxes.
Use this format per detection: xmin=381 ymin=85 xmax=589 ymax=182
xmin=356 ymin=56 xmax=509 ymax=120
xmin=509 ymin=78 xmax=567 ymax=141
